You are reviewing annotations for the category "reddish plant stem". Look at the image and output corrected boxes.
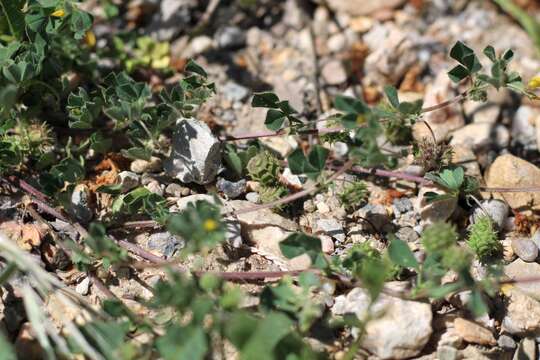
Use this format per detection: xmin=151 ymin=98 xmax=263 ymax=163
xmin=117 ymin=238 xmax=168 ymax=264
xmin=221 ymin=91 xmax=469 ymax=142
xmin=219 ymin=127 xmax=342 ymax=142
xmin=229 ymin=159 xmax=354 ymax=216
xmin=88 ymin=272 xmax=117 ymax=299
xmin=420 ymin=91 xmax=468 ymax=113
xmin=15 ymin=177 xmax=50 ymax=202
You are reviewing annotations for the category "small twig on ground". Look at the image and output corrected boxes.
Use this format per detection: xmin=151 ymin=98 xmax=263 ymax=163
xmin=229 ymin=159 xmax=355 ymax=216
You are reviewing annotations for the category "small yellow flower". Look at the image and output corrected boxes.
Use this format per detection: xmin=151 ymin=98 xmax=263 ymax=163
xmin=85 ymin=31 xmax=96 ymax=47
xmin=500 ymin=283 xmax=514 ymax=296
xmin=528 ymin=75 xmax=540 ymax=90
xmin=356 ymin=114 xmax=366 ymax=125
xmin=203 ymin=219 xmax=218 ymax=232
xmin=51 ymin=9 xmax=65 ymax=18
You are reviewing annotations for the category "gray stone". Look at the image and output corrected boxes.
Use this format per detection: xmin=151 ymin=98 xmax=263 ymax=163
xmin=396 ymin=226 xmax=419 ymax=243
xmin=216 ymin=178 xmax=246 ymax=199
xmin=321 ymin=60 xmax=347 ymax=85
xmin=471 ymin=199 xmax=509 ymax=230
xmin=224 ymin=218 xmax=243 ymax=248
xmin=165 ymin=183 xmax=186 ymax=197
xmin=505 ymin=259 xmax=540 ymax=299
xmin=332 ymin=288 xmax=432 ymax=359
xmin=437 ymin=346 xmax=458 ymax=360
xmin=216 ymin=26 xmax=245 ymax=49
xmin=415 ymin=186 xmax=457 ymax=224
xmin=356 ymin=204 xmax=390 ymax=230
xmin=165 ymin=118 xmax=221 ymax=185
xmin=498 ymin=334 xmax=517 ymax=350
xmin=393 ymin=198 xmax=413 ymax=215
xmin=532 ymin=230 xmax=540 ymax=251
xmin=326 ymin=0 xmax=405 ymax=16
xmin=130 ymin=157 xmax=162 ymax=174
xmin=147 ymin=232 xmax=184 ymax=258
xmin=149 ymin=0 xmax=194 ymax=41
xmin=67 ymin=184 xmax=93 ymax=224
xmin=190 ymin=35 xmax=213 ymax=54
xmin=511 ymin=239 xmax=538 ymax=262
xmin=316 ymin=219 xmax=345 ymax=243
xmin=245 ymin=192 xmax=259 ymax=203
xmin=145 ymin=180 xmax=163 ymax=196
xmin=222 ymin=81 xmax=249 ymax=102
xmin=513 ymin=337 xmax=536 ymax=360
xmin=228 ymin=200 xmax=309 ymax=270
xmin=75 ymin=277 xmax=90 ymax=296
xmin=502 ymin=287 xmax=540 ymax=335
xmin=118 ymin=171 xmax=139 ymax=193
xmin=513 ymin=106 xmax=538 ymax=151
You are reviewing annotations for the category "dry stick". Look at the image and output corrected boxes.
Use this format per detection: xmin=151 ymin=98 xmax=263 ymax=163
xmin=25 ymin=204 xmax=117 ymax=300
xmin=9 ymin=177 xmax=309 ymax=281
xmin=219 ymin=127 xmax=341 ymax=142
xmin=11 ymin=177 xmax=540 ymax=288
xmin=229 ymin=159 xmax=355 ymax=216
xmin=420 ymin=91 xmax=468 ymax=113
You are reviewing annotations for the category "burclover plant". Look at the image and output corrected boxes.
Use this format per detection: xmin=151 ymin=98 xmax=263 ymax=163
xmin=0 ymin=1 xmax=537 ymax=356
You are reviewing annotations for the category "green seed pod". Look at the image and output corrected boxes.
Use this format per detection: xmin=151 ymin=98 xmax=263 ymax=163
xmin=467 ymin=216 xmax=501 ymax=262
xmin=258 ymin=185 xmax=288 ymax=205
xmin=246 ymin=151 xmax=281 ymax=186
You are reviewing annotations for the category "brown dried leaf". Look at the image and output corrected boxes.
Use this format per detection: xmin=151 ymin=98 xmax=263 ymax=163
xmin=0 ymin=221 xmax=46 ymax=250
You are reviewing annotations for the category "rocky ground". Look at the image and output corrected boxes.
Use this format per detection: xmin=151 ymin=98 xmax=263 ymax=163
xmin=5 ymin=0 xmax=540 ymax=359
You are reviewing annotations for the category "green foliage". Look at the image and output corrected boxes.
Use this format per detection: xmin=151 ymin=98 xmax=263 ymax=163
xmin=80 ymin=223 xmax=129 ymax=270
xmin=388 ymin=237 xmax=419 ymax=269
xmin=333 ymin=95 xmax=395 ymax=167
xmin=251 ymin=92 xmax=302 ymax=131
xmin=166 ymin=200 xmax=225 ymax=254
xmin=260 ymin=273 xmax=324 ymax=332
xmin=113 ymin=35 xmax=170 ymax=72
xmin=420 ymin=221 xmax=458 ymax=253
xmin=337 ymin=180 xmax=368 ymax=210
xmin=246 ymin=150 xmax=289 ymax=207
xmin=447 ymin=41 xmax=534 ymax=100
xmin=287 ymin=145 xmax=329 ymax=181
xmin=280 ymin=232 xmax=326 ymax=269
xmin=224 ymin=144 xmax=258 ymax=179
xmin=467 ymin=216 xmax=501 ymax=262
xmin=377 ymin=85 xmax=423 ymax=145
xmin=424 ymin=167 xmax=479 ymax=203
xmin=447 ymin=41 xmax=482 ymax=83
xmin=246 ymin=150 xmax=282 ymax=186
xmin=112 ymin=187 xmax=169 ymax=223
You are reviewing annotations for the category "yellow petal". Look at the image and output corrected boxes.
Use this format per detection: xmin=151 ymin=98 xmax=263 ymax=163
xmin=203 ymin=219 xmax=218 ymax=232
xmin=528 ymin=75 xmax=540 ymax=89
xmin=85 ymin=31 xmax=96 ymax=47
xmin=500 ymin=283 xmax=514 ymax=296
xmin=51 ymin=9 xmax=65 ymax=17
xmin=152 ymin=56 xmax=170 ymax=69
xmin=356 ymin=114 xmax=366 ymax=125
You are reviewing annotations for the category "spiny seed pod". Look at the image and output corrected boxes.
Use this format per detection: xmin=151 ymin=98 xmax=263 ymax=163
xmin=338 ymin=181 xmax=368 ymax=210
xmin=246 ymin=151 xmax=281 ymax=186
xmin=421 ymin=221 xmax=458 ymax=254
xmin=258 ymin=185 xmax=288 ymax=205
xmin=467 ymin=216 xmax=501 ymax=262
xmin=413 ymin=137 xmax=454 ymax=172
xmin=442 ymin=246 xmax=473 ymax=272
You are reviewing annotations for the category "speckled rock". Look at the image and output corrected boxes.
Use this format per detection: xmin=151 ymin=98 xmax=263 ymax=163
xmin=511 ymin=239 xmax=538 ymax=263
xmin=485 ymin=154 xmax=540 ymax=215
xmin=332 ymin=288 xmax=432 ymax=359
